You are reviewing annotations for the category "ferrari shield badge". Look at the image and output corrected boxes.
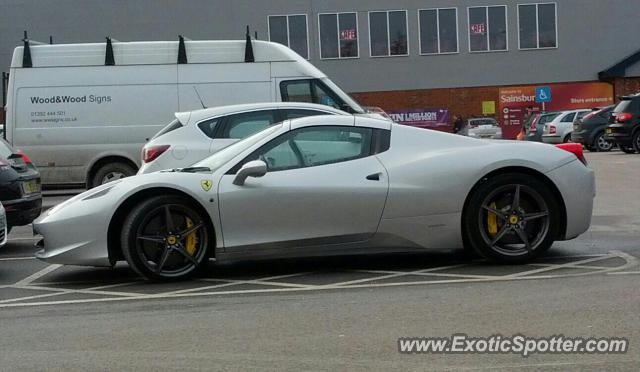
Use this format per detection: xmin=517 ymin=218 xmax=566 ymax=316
xmin=201 ymin=179 xmax=213 ymax=191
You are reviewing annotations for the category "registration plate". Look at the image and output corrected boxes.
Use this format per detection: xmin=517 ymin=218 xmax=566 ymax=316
xmin=21 ymin=179 xmax=41 ymax=195
xmin=606 ymin=128 xmax=613 ymax=134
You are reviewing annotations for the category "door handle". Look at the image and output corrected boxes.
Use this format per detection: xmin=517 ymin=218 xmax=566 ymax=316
xmin=366 ymin=172 xmax=381 ymax=181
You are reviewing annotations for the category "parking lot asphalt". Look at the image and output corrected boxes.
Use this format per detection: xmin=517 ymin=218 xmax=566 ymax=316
xmin=1 ymin=151 xmax=639 ymax=371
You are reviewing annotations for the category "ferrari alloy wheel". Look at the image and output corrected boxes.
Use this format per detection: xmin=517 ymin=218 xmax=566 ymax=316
xmin=121 ymin=195 xmax=211 ymax=281
xmin=464 ymin=174 xmax=560 ymax=263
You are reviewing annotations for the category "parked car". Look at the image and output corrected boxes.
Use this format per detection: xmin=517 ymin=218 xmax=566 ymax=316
xmin=0 ymin=202 xmax=7 ymax=248
xmin=461 ymin=118 xmax=502 ymax=139
xmin=139 ymin=102 xmax=349 ymax=174
xmin=525 ymin=112 xmax=560 ymax=142
xmin=605 ymin=94 xmax=640 ymax=154
xmin=34 ymin=115 xmax=594 ymax=281
xmin=571 ymin=106 xmax=615 ymax=152
xmin=542 ymin=109 xmax=591 ymax=144
xmin=6 ymin=39 xmax=365 ymax=188
xmin=0 ymin=138 xmax=42 ymax=232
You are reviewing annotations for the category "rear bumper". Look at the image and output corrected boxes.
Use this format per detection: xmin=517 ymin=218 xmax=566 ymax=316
xmin=3 ymin=195 xmax=42 ymax=227
xmin=542 ymin=135 xmax=563 ymax=144
xmin=604 ymin=124 xmax=634 ymax=146
xmin=571 ymin=129 xmax=592 ymax=145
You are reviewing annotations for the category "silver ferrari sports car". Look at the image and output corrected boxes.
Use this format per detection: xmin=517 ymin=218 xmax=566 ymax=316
xmin=34 ymin=115 xmax=595 ymax=281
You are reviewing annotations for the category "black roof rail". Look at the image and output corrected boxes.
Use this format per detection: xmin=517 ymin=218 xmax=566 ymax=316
xmin=244 ymin=25 xmax=254 ymax=63
xmin=105 ymin=37 xmax=115 ymax=66
xmin=22 ymin=31 xmax=32 ymax=68
xmin=178 ymin=35 xmax=188 ymax=64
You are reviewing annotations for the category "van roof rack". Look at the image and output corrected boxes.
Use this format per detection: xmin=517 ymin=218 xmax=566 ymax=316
xmin=244 ymin=26 xmax=254 ymax=63
xmin=22 ymin=31 xmax=51 ymax=68
xmin=178 ymin=35 xmax=188 ymax=64
xmin=105 ymin=37 xmax=118 ymax=66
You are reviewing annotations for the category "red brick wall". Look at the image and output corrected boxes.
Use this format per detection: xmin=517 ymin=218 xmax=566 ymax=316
xmin=352 ymin=86 xmax=499 ymax=129
xmin=613 ymin=77 xmax=640 ymax=99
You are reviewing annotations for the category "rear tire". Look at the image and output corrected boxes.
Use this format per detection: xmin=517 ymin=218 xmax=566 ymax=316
xmin=463 ymin=173 xmax=560 ymax=264
xmin=592 ymin=132 xmax=613 ymax=152
xmin=121 ymin=195 xmax=212 ymax=281
xmin=90 ymin=162 xmax=136 ymax=188
xmin=633 ymin=131 xmax=640 ymax=153
xmin=620 ymin=145 xmax=637 ymax=154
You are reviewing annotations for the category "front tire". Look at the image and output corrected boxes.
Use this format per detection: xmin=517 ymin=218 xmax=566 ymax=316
xmin=121 ymin=195 xmax=211 ymax=281
xmin=633 ymin=131 xmax=640 ymax=153
xmin=463 ymin=173 xmax=560 ymax=263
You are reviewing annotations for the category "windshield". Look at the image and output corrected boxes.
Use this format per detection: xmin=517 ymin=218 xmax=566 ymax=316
xmin=194 ymin=123 xmax=283 ymax=172
xmin=320 ymin=78 xmax=365 ymax=114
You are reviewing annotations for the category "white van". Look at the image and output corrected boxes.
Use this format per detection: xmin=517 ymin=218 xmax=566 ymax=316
xmin=4 ymin=38 xmax=364 ymax=187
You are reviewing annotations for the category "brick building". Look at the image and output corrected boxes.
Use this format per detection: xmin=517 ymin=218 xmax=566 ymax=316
xmin=2 ymin=0 xmax=640 ymax=133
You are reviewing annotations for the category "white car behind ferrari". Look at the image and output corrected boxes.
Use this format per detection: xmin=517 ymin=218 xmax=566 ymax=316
xmin=138 ymin=102 xmax=349 ymax=174
xmin=34 ymin=116 xmax=595 ymax=281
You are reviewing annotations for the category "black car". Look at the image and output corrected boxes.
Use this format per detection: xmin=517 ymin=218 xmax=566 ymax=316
xmin=605 ymin=94 xmax=640 ymax=154
xmin=0 ymin=139 xmax=42 ymax=232
xmin=572 ymin=105 xmax=615 ymax=152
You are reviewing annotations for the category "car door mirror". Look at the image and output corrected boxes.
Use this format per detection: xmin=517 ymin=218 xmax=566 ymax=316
xmin=233 ymin=160 xmax=267 ymax=186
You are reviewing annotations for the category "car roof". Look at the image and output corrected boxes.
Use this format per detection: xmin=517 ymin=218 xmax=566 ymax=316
xmin=287 ymin=114 xmax=392 ymax=130
xmin=177 ymin=102 xmax=350 ymax=125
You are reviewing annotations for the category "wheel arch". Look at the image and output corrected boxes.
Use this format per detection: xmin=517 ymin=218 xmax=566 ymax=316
xmin=107 ymin=187 xmax=215 ymax=265
xmin=87 ymin=155 xmax=139 ymax=188
xmin=461 ymin=166 xmax=568 ymax=241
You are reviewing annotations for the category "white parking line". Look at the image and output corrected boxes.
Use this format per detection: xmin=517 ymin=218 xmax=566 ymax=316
xmin=0 ymin=252 xmax=636 ymax=308
xmin=0 ymin=256 xmax=36 ymax=261
xmin=13 ymin=264 xmax=62 ymax=286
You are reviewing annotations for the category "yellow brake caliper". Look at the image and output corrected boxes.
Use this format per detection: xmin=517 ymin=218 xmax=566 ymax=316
xmin=185 ymin=217 xmax=198 ymax=255
xmin=487 ymin=202 xmax=498 ymax=236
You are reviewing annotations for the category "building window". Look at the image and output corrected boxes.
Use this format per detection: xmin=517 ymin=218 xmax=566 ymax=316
xmin=518 ymin=3 xmax=557 ymax=49
xmin=368 ymin=10 xmax=409 ymax=57
xmin=418 ymin=8 xmax=459 ymax=55
xmin=467 ymin=6 xmax=508 ymax=52
xmin=319 ymin=12 xmax=359 ymax=59
xmin=268 ymin=14 xmax=309 ymax=59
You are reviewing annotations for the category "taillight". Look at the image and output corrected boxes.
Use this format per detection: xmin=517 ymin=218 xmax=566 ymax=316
xmin=555 ymin=143 xmax=587 ymax=165
xmin=531 ymin=116 xmax=539 ymax=131
xmin=143 ymin=145 xmax=170 ymax=163
xmin=615 ymin=112 xmax=633 ymax=123
xmin=17 ymin=150 xmax=32 ymax=165
xmin=549 ymin=125 xmax=556 ymax=135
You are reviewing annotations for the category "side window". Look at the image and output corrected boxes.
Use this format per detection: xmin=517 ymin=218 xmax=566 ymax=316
xmin=249 ymin=126 xmax=373 ymax=172
xmin=197 ymin=118 xmax=222 ymax=139
xmin=222 ymin=111 xmax=277 ymax=139
xmin=282 ymin=109 xmax=331 ymax=120
xmin=562 ymin=113 xmax=576 ymax=122
xmin=280 ymin=79 xmax=345 ymax=110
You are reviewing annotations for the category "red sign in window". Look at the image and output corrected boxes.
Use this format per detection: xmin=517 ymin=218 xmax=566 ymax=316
xmin=340 ymin=29 xmax=357 ymax=40
xmin=470 ymin=23 xmax=486 ymax=35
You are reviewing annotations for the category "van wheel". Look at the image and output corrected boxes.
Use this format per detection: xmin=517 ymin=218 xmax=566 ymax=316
xmin=91 ymin=162 xmax=136 ymax=188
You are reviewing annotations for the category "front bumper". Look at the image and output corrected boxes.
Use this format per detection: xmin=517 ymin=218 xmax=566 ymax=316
xmin=3 ymin=194 xmax=42 ymax=227
xmin=33 ymin=193 xmax=113 ymax=267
